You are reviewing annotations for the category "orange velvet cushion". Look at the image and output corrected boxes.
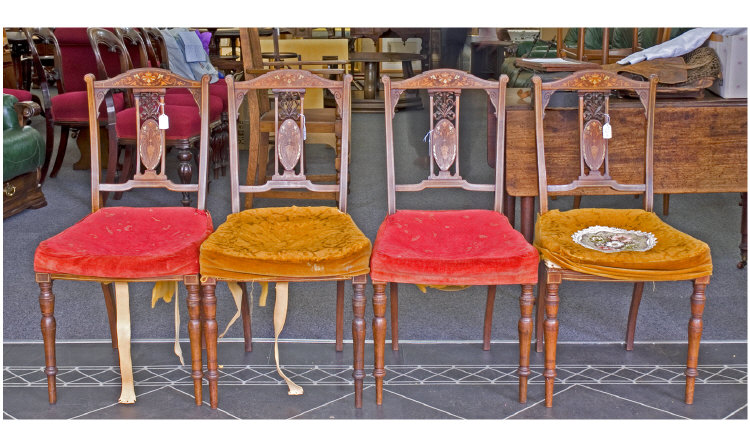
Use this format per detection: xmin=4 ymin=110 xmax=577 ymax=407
xmin=533 ymin=208 xmax=712 ymax=281
xmin=370 ymin=209 xmax=539 ymax=285
xmin=200 ymin=206 xmax=371 ymax=280
xmin=34 ymin=207 xmax=213 ymax=278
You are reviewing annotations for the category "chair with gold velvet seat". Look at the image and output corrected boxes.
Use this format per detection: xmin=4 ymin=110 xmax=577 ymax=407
xmin=33 ymin=68 xmax=213 ymax=406
xmin=531 ymin=70 xmax=712 ymax=407
xmin=199 ymin=70 xmax=371 ymax=409
xmin=368 ymin=69 xmax=539 ymax=406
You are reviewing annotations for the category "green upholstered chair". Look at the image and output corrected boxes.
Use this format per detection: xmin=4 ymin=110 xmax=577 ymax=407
xmin=3 ymin=93 xmax=47 ymax=218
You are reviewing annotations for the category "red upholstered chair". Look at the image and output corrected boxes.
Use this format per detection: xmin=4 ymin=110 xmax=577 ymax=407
xmin=198 ymin=71 xmax=371 ymax=409
xmin=531 ymin=71 xmax=712 ymax=407
xmin=34 ymin=68 xmax=213 ymax=406
xmin=369 ymin=69 xmax=539 ymax=405
xmin=24 ymin=27 xmax=127 ymax=182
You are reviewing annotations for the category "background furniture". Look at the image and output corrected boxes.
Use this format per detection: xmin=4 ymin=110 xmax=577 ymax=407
xmin=199 ymin=70 xmax=370 ymax=409
xmin=530 ymin=70 xmax=711 ymax=407
xmin=369 ymin=69 xmax=538 ymax=406
xmin=33 ymin=68 xmax=213 ymax=406
xmin=3 ymin=93 xmax=47 ymax=218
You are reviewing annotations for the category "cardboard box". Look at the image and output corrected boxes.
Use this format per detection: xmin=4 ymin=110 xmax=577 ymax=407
xmin=708 ymin=32 xmax=747 ymax=98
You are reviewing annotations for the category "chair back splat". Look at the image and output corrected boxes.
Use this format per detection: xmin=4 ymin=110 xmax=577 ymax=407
xmin=532 ymin=70 xmax=658 ymax=213
xmin=226 ymin=70 xmax=353 ymax=213
xmin=383 ymin=69 xmax=508 ymax=214
xmin=85 ymin=68 xmax=211 ymax=211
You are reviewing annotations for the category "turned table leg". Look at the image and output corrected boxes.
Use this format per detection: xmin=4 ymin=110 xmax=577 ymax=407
xmin=363 ymin=61 xmax=379 ymax=100
xmin=521 ymin=196 xmax=535 ymax=243
xmin=738 ymin=192 xmax=747 ymax=269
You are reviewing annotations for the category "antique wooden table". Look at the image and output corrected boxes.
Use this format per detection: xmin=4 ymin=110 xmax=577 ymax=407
xmin=487 ymin=88 xmax=748 ymax=264
xmin=348 ymin=51 xmax=423 ymax=112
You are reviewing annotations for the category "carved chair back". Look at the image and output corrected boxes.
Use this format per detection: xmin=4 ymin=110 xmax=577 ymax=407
xmin=383 ymin=69 xmax=508 ymax=215
xmin=23 ymin=28 xmax=61 ymax=110
xmin=85 ymin=68 xmax=211 ymax=212
xmin=532 ymin=70 xmax=657 ymax=214
xmin=556 ymin=28 xmax=640 ymax=65
xmin=140 ymin=28 xmax=169 ymax=69
xmin=87 ymin=28 xmax=134 ymax=82
xmin=226 ymin=70 xmax=353 ymax=213
xmin=52 ymin=28 xmax=122 ymax=93
xmin=115 ymin=27 xmax=150 ymax=69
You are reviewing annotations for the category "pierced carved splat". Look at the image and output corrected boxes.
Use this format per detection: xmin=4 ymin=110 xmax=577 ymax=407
xmin=136 ymin=92 xmax=165 ymax=173
xmin=277 ymin=119 xmax=303 ymax=172
xmin=580 ymin=92 xmax=609 ymax=179
xmin=278 ymin=92 xmax=301 ymax=120
xmin=432 ymin=119 xmax=457 ymax=172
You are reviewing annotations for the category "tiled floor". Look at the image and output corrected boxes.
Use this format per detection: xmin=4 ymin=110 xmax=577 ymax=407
xmin=3 ymin=340 xmax=746 ymax=420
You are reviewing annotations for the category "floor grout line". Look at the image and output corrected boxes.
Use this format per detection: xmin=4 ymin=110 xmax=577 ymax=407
xmin=577 ymin=384 xmax=690 ymax=419
xmin=288 ymin=385 xmax=370 ymax=419
xmin=503 ymin=384 xmax=577 ymax=419
xmin=382 ymin=388 xmax=466 ymax=419
xmin=723 ymin=403 xmax=747 ymax=420
xmin=68 ymin=386 xmax=168 ymax=420
xmin=167 ymin=386 xmax=240 ymax=419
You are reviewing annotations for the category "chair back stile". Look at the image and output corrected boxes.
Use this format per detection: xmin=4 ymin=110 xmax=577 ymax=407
xmin=226 ymin=69 xmax=353 ymax=214
xmin=115 ymin=27 xmax=150 ymax=69
xmin=532 ymin=70 xmax=658 ymax=214
xmin=382 ymin=69 xmax=508 ymax=215
xmin=85 ymin=68 xmax=211 ymax=212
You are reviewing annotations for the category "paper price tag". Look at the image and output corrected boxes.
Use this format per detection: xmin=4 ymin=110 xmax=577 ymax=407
xmin=602 ymin=113 xmax=612 ymax=139
xmin=158 ymin=114 xmax=169 ymax=130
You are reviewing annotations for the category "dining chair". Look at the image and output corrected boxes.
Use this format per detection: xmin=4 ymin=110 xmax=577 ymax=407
xmin=199 ymin=70 xmax=371 ymax=409
xmin=24 ymin=27 xmax=127 ymax=182
xmin=368 ymin=69 xmax=539 ymax=405
xmin=34 ymin=68 xmax=213 ymax=405
xmin=531 ymin=70 xmax=712 ymax=407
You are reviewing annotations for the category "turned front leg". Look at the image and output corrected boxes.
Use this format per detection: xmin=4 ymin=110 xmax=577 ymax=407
xmin=543 ymin=278 xmax=561 ymax=408
xmin=201 ymin=279 xmax=219 ymax=409
xmin=518 ymin=284 xmax=535 ymax=403
xmin=185 ymin=280 xmax=203 ymax=406
xmin=372 ymin=282 xmax=387 ymax=405
xmin=351 ymin=278 xmax=367 ymax=408
xmin=685 ymin=278 xmax=708 ymax=404
xmin=38 ymin=277 xmax=57 ymax=404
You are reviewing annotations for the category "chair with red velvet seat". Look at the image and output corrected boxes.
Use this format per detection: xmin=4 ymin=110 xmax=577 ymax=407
xmin=34 ymin=68 xmax=213 ymax=406
xmin=368 ymin=69 xmax=539 ymax=405
xmin=23 ymin=27 xmax=127 ymax=182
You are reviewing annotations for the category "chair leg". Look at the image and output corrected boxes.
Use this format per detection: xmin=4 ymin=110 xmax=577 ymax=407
xmin=518 ymin=284 xmax=535 ymax=403
xmin=352 ymin=277 xmax=367 ymax=408
xmin=49 ymin=125 xmax=69 ymax=178
xmin=544 ymin=273 xmax=561 ymax=408
xmin=625 ymin=282 xmax=645 ymax=351
xmin=372 ymin=281 xmax=387 ymax=406
xmin=40 ymin=118 xmax=55 ymax=183
xmin=390 ymin=283 xmax=399 ymax=351
xmin=483 ymin=285 xmax=497 ymax=351
xmin=185 ymin=281 xmax=203 ymax=406
xmin=100 ymin=282 xmax=118 ymax=349
xmin=573 ymin=196 xmax=582 ymax=209
xmin=201 ymin=279 xmax=219 ymax=409
xmin=176 ymin=143 xmax=193 ymax=207
xmin=535 ymin=264 xmax=548 ymax=353
xmin=38 ymin=279 xmax=57 ymax=404
xmin=685 ymin=278 xmax=708 ymax=404
xmin=663 ymin=194 xmax=670 ymax=216
xmin=240 ymin=282 xmax=252 ymax=352
xmin=335 ymin=280 xmax=345 ymax=352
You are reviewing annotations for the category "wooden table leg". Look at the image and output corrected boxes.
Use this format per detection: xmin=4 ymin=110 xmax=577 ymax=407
xmin=521 ymin=196 xmax=535 ymax=243
xmin=363 ymin=61 xmax=378 ymax=100
xmin=504 ymin=193 xmax=516 ymax=229
xmin=739 ymin=192 xmax=747 ymax=269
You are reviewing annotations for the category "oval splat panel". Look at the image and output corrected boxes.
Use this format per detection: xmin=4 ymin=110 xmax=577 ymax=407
xmin=139 ymin=119 xmax=162 ymax=171
xmin=277 ymin=118 xmax=303 ymax=171
xmin=431 ymin=119 xmax=457 ymax=172
xmin=582 ymin=120 xmax=606 ymax=172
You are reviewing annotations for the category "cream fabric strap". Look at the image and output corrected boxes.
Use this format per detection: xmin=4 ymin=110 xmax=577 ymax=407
xmin=114 ymin=282 xmax=136 ymax=404
xmin=274 ymin=282 xmax=303 ymax=395
xmin=220 ymin=281 xmax=268 ymax=338
xmin=151 ymin=281 xmax=184 ymax=365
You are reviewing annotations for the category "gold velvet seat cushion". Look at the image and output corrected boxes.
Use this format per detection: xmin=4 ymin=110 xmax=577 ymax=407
xmin=200 ymin=206 xmax=371 ymax=280
xmin=534 ymin=208 xmax=712 ymax=281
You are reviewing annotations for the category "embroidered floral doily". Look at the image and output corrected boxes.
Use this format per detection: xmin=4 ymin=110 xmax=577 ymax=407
xmin=572 ymin=226 xmax=657 ymax=253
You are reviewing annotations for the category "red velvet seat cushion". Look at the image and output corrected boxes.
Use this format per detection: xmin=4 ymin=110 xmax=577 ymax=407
xmin=51 ymin=91 xmax=125 ymax=123
xmin=3 ymin=88 xmax=32 ymax=102
xmin=370 ymin=209 xmax=539 ymax=285
xmin=170 ymin=79 xmax=227 ymax=111
xmin=164 ymin=93 xmax=223 ymax=122
xmin=34 ymin=207 xmax=213 ymax=278
xmin=115 ymin=104 xmax=203 ymax=140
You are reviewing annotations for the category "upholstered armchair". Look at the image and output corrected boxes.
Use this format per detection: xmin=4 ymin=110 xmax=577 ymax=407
xmin=3 ymin=94 xmax=47 ymax=218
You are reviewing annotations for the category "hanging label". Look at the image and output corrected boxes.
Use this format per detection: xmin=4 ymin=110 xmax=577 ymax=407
xmin=602 ymin=114 xmax=612 ymax=139
xmin=301 ymin=114 xmax=306 ymax=140
xmin=158 ymin=96 xmax=169 ymax=130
